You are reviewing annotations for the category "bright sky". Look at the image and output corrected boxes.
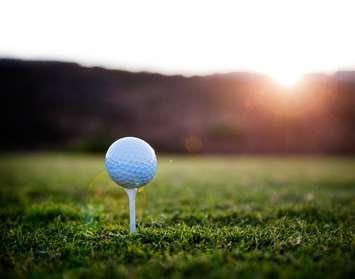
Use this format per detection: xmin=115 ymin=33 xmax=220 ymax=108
xmin=1 ymin=0 xmax=355 ymax=85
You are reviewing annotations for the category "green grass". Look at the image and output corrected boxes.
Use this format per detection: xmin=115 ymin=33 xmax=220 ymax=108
xmin=0 ymin=154 xmax=354 ymax=278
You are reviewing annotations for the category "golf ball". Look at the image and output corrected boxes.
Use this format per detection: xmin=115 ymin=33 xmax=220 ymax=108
xmin=105 ymin=137 xmax=157 ymax=189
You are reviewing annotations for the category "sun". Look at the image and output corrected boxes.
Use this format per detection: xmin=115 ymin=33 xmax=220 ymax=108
xmin=269 ymin=71 xmax=303 ymax=88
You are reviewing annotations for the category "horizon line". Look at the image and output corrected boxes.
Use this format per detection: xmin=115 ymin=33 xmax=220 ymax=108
xmin=1 ymin=55 xmax=355 ymax=79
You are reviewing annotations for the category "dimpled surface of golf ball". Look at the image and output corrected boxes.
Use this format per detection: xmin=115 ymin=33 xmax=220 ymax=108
xmin=105 ymin=137 xmax=157 ymax=189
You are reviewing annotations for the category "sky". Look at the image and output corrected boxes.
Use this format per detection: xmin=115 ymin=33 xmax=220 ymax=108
xmin=1 ymin=0 xmax=355 ymax=86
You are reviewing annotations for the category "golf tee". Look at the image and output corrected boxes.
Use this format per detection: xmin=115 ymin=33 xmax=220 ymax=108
xmin=126 ymin=188 xmax=137 ymax=233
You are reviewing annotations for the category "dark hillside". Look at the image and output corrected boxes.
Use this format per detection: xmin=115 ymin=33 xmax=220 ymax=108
xmin=1 ymin=59 xmax=354 ymax=153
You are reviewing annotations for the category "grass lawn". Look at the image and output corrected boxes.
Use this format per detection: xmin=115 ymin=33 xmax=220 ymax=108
xmin=0 ymin=153 xmax=354 ymax=278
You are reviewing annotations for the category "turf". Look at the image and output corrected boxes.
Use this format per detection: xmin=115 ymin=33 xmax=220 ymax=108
xmin=0 ymin=154 xmax=354 ymax=278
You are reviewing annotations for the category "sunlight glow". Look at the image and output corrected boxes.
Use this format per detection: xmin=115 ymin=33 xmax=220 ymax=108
xmin=269 ymin=71 xmax=303 ymax=87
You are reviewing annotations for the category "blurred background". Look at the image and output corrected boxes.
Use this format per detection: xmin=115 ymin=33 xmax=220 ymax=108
xmin=1 ymin=0 xmax=355 ymax=154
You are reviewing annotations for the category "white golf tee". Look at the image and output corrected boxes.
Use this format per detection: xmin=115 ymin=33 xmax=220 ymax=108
xmin=125 ymin=188 xmax=137 ymax=233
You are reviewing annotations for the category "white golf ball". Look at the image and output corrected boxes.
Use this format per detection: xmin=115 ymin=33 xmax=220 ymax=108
xmin=105 ymin=137 xmax=157 ymax=189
